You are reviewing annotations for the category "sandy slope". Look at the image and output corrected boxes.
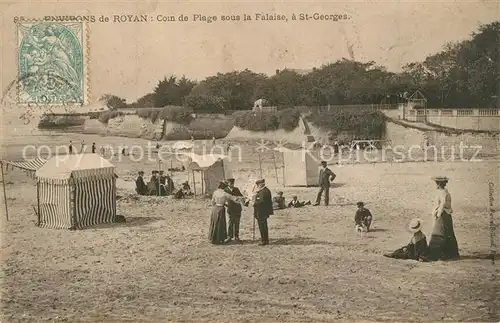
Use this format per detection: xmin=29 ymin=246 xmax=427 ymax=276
xmin=0 ymin=135 xmax=499 ymax=322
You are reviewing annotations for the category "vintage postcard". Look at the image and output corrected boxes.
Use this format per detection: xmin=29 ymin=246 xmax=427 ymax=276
xmin=0 ymin=1 xmax=499 ymax=322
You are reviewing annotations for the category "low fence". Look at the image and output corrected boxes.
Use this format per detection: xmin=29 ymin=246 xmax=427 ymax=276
xmin=404 ymin=108 xmax=500 ymax=131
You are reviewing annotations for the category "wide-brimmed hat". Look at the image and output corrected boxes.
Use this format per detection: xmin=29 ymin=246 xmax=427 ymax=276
xmin=226 ymin=178 xmax=235 ymax=183
xmin=255 ymin=179 xmax=265 ymax=185
xmin=431 ymin=176 xmax=449 ymax=183
xmin=408 ymin=218 xmax=423 ymax=233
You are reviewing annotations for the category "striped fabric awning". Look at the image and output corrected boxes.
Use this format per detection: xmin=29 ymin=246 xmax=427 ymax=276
xmin=1 ymin=157 xmax=48 ymax=176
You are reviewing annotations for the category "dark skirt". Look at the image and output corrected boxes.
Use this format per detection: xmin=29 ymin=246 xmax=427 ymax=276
xmin=428 ymin=211 xmax=460 ymax=260
xmin=209 ymin=206 xmax=227 ymax=244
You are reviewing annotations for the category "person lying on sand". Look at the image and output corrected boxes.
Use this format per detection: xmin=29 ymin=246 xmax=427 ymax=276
xmin=273 ymin=191 xmax=286 ymax=210
xmin=383 ymin=218 xmax=428 ymax=262
xmin=288 ymin=196 xmax=311 ymax=208
xmin=354 ymin=202 xmax=372 ymax=232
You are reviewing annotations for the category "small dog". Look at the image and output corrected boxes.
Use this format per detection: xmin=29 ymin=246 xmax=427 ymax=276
xmin=355 ymin=224 xmax=368 ymax=236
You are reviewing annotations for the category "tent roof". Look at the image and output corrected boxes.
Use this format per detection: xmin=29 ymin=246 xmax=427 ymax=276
xmin=36 ymin=154 xmax=115 ymax=180
xmin=179 ymin=152 xmax=229 ymax=170
xmin=2 ymin=157 xmax=47 ymax=172
xmin=1 ymin=157 xmax=48 ymax=178
xmin=172 ymin=141 xmax=194 ymax=150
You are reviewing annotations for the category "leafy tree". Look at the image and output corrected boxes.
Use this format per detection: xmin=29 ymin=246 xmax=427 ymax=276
xmin=100 ymin=94 xmax=127 ymax=110
xmin=153 ymin=75 xmax=196 ymax=107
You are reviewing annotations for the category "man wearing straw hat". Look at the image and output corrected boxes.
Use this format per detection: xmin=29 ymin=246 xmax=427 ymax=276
xmin=253 ymin=179 xmax=273 ymax=245
xmin=383 ymin=218 xmax=428 ymax=261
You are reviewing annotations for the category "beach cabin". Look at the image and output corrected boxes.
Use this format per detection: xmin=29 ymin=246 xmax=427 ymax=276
xmin=279 ymin=149 xmax=319 ymax=187
xmin=181 ymin=153 xmax=233 ymax=196
xmin=35 ymin=154 xmax=117 ymax=229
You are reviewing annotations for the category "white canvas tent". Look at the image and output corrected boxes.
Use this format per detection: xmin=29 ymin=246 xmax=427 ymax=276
xmin=180 ymin=152 xmax=233 ymax=196
xmin=172 ymin=141 xmax=194 ymax=150
xmin=276 ymin=148 xmax=319 ymax=187
xmin=35 ymin=154 xmax=117 ymax=229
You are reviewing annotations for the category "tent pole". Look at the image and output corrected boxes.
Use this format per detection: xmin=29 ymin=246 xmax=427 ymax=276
xmin=1 ymin=163 xmax=8 ymax=221
xmin=258 ymin=153 xmax=263 ymax=179
xmin=272 ymin=152 xmax=278 ymax=183
xmin=36 ymin=180 xmax=40 ymax=225
xmin=201 ymin=171 xmax=204 ymax=196
xmin=192 ymin=171 xmax=196 ymax=196
xmin=113 ymin=175 xmax=117 ymax=220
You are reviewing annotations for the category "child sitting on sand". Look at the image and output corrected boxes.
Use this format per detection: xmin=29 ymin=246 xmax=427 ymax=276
xmin=354 ymin=202 xmax=372 ymax=232
xmin=273 ymin=191 xmax=286 ymax=210
xmin=288 ymin=195 xmax=311 ymax=208
xmin=383 ymin=218 xmax=428 ymax=262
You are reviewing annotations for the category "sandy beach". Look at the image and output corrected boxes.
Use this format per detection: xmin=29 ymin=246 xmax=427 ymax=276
xmin=1 ymin=131 xmax=499 ymax=322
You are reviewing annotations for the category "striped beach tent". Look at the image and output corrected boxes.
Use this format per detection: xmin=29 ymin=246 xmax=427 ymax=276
xmin=35 ymin=154 xmax=117 ymax=229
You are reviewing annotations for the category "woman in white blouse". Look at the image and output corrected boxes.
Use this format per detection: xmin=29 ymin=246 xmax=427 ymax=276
xmin=427 ymin=176 xmax=460 ymax=261
xmin=208 ymin=181 xmax=244 ymax=245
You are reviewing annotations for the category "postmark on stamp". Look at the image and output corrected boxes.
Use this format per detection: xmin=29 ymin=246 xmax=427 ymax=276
xmin=17 ymin=21 xmax=89 ymax=105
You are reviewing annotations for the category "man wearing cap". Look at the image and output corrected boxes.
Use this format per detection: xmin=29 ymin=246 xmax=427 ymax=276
xmin=135 ymin=171 xmax=147 ymax=195
xmin=314 ymin=161 xmax=336 ymax=206
xmin=224 ymin=178 xmax=244 ymax=243
xmin=253 ymin=179 xmax=273 ymax=245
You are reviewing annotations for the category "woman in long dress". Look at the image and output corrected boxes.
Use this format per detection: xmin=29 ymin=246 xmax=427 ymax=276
xmin=209 ymin=181 xmax=243 ymax=245
xmin=427 ymin=176 xmax=460 ymax=261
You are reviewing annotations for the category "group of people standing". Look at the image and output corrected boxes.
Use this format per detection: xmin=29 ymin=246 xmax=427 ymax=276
xmin=68 ymin=141 xmax=103 ymax=155
xmin=209 ymin=178 xmax=273 ymax=246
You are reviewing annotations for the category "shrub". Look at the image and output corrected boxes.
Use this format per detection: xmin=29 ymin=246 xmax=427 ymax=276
xmin=137 ymin=108 xmax=162 ymax=123
xmin=98 ymin=110 xmax=124 ymax=124
xmin=38 ymin=116 xmax=85 ymax=129
xmin=233 ymin=108 xmax=300 ymax=132
xmin=307 ymin=109 xmax=386 ymax=139
xmin=278 ymin=108 xmax=300 ymax=131
xmin=137 ymin=106 xmax=193 ymax=125
xmin=160 ymin=106 xmax=193 ymax=125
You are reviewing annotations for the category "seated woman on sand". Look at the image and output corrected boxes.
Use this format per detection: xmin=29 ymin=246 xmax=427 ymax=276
xmin=383 ymin=218 xmax=428 ymax=261
xmin=209 ymin=181 xmax=245 ymax=245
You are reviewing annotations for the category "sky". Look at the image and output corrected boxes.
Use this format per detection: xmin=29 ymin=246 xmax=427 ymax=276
xmin=1 ymin=0 xmax=498 ymax=103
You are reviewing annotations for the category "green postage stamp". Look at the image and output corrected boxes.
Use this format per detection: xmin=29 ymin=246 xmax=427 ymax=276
xmin=17 ymin=22 xmax=89 ymax=105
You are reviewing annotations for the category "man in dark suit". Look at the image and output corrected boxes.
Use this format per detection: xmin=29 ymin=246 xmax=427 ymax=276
xmin=253 ymin=179 xmax=273 ymax=245
xmin=135 ymin=171 xmax=148 ymax=195
xmin=224 ymin=178 xmax=244 ymax=243
xmin=314 ymin=161 xmax=336 ymax=206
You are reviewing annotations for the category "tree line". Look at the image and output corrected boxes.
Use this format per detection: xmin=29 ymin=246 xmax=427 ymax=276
xmin=102 ymin=21 xmax=498 ymax=112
